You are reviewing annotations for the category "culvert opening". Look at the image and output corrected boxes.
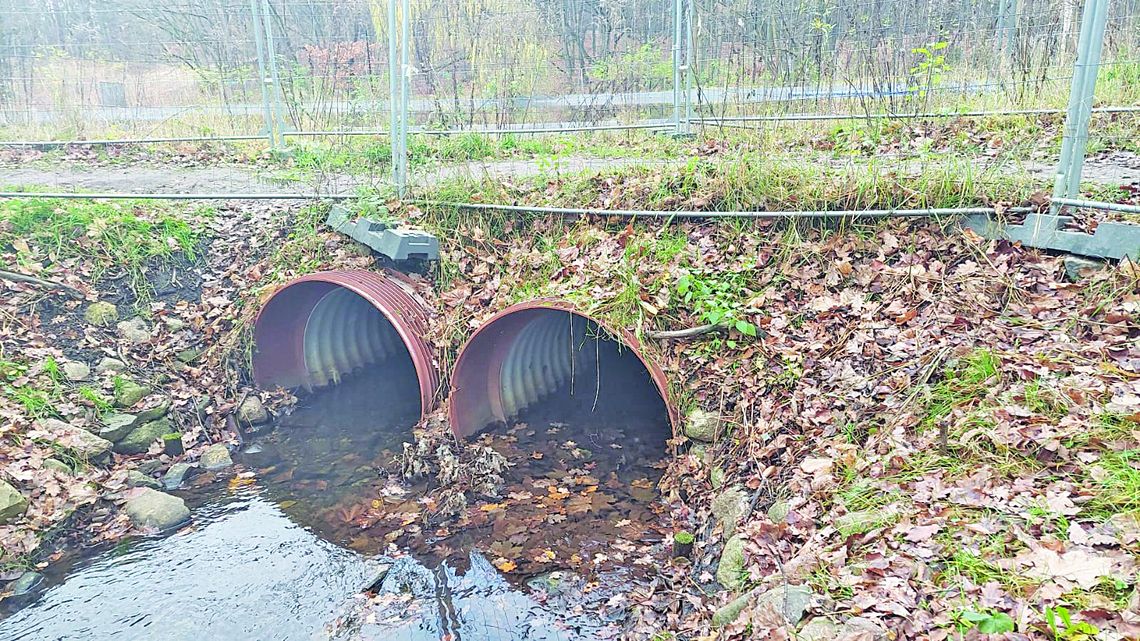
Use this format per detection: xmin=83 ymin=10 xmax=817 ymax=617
xmin=449 ymin=304 xmax=674 ymax=449
xmin=252 ymin=270 xmax=439 ymax=420
xmin=445 ymin=304 xmax=676 ymax=575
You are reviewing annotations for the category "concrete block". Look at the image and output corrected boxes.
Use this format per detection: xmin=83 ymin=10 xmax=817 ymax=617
xmin=963 ymin=213 xmax=1140 ymax=260
xmin=325 ymin=205 xmax=439 ymax=261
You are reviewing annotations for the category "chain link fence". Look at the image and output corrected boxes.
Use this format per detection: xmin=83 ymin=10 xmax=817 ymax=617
xmin=0 ymin=0 xmax=1138 ymax=223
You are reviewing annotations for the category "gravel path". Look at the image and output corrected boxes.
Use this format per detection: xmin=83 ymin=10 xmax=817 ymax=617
xmin=1 ymin=152 xmax=1136 ymax=196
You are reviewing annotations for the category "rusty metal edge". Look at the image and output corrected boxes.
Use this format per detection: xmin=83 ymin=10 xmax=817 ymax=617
xmin=448 ymin=298 xmax=678 ymax=439
xmin=252 ymin=269 xmax=441 ymax=417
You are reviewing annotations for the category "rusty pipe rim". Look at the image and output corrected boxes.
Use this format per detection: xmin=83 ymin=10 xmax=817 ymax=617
xmin=252 ymin=269 xmax=440 ymax=418
xmin=448 ymin=299 xmax=677 ymax=439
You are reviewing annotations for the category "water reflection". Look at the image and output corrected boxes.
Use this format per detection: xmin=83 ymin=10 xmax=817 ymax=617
xmin=325 ymin=555 xmax=605 ymax=641
xmin=0 ymin=494 xmax=374 ymax=641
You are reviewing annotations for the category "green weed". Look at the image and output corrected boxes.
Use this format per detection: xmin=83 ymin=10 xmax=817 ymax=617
xmin=0 ymin=197 xmax=203 ymax=301
xmin=952 ymin=609 xmax=1015 ymax=634
xmin=1045 ymin=605 xmax=1099 ymax=641
xmin=674 ymin=269 xmax=759 ymax=344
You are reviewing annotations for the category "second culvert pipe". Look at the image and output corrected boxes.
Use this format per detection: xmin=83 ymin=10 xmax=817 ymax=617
xmin=448 ymin=300 xmax=677 ymax=439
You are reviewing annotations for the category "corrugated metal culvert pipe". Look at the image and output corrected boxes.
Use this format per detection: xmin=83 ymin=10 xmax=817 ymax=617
xmin=448 ymin=300 xmax=677 ymax=439
xmin=252 ymin=269 xmax=440 ymax=417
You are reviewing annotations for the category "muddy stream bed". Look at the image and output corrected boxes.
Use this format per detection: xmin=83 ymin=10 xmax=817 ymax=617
xmin=0 ymin=359 xmax=672 ymax=640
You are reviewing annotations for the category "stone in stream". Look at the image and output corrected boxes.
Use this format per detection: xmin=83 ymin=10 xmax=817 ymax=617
xmin=684 ymin=408 xmax=721 ymax=442
xmin=711 ymin=485 xmax=749 ymax=537
xmin=359 ymin=564 xmax=392 ymax=593
xmin=0 ymin=480 xmax=28 ymax=524
xmin=163 ymin=462 xmax=199 ymax=490
xmin=113 ymin=417 xmax=171 ymax=455
xmin=199 ymin=443 xmax=233 ymax=471
xmin=99 ymin=413 xmax=138 ymax=442
xmin=38 ymin=418 xmax=113 ymax=465
xmin=715 ymin=534 xmax=746 ymax=590
xmin=84 ymin=301 xmax=119 ymax=326
xmin=127 ymin=470 xmax=163 ymax=490
xmin=236 ymin=396 xmax=269 ymax=425
xmin=8 ymin=571 xmax=43 ymax=596
xmin=124 ymin=488 xmax=190 ymax=531
xmin=377 ymin=557 xmax=436 ymax=597
xmin=116 ymin=317 xmax=152 ymax=344
xmin=114 ymin=380 xmax=150 ymax=408
xmin=96 ymin=357 xmax=127 ymax=374
xmin=61 ymin=361 xmax=91 ymax=381
xmin=42 ymin=458 xmax=73 ymax=475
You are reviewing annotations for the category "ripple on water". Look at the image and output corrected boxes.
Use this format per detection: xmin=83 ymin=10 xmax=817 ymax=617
xmin=0 ymin=493 xmax=374 ymax=641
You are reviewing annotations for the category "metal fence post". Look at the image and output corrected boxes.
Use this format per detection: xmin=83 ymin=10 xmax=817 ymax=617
xmin=388 ymin=0 xmax=399 ymax=189
xmin=672 ymin=0 xmax=683 ymax=136
xmin=260 ymin=0 xmax=287 ymax=148
xmin=386 ymin=0 xmax=408 ymax=197
xmin=398 ymin=0 xmax=410 ymax=195
xmin=1052 ymin=0 xmax=1110 ymax=214
xmin=250 ymin=0 xmax=276 ymax=149
xmin=684 ymin=0 xmax=694 ymax=135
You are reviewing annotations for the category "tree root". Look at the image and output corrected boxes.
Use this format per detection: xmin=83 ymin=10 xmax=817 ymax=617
xmin=644 ymin=323 xmax=725 ymax=340
xmin=0 ymin=268 xmax=85 ymax=298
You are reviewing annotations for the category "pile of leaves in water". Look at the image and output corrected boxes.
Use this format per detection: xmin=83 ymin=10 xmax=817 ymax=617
xmin=270 ymin=411 xmax=671 ymax=587
xmin=403 ymin=199 xmax=1140 ymax=640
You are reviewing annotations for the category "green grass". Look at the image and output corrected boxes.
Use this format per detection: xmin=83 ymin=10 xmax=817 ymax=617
xmin=78 ymin=386 xmax=113 ymax=417
xmin=922 ymin=349 xmax=1002 ymax=432
xmin=1 ymin=357 xmax=60 ymax=420
xmin=1021 ymin=378 xmax=1070 ymax=420
xmin=943 ymin=549 xmax=1032 ymax=594
xmin=0 ymin=196 xmax=205 ymax=301
xmin=1087 ymin=450 xmax=1140 ymax=518
xmin=410 ymin=150 xmax=1041 ymax=216
xmin=265 ymin=129 xmax=687 ymax=182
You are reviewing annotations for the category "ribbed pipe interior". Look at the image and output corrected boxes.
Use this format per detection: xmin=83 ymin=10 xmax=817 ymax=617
xmin=500 ymin=312 xmax=584 ymax=419
xmin=302 ymin=288 xmax=405 ymax=387
xmin=450 ymin=307 xmax=670 ymax=439
xmin=252 ymin=272 xmax=437 ymax=418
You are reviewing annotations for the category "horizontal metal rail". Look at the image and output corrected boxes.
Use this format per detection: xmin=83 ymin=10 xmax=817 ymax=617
xmin=415 ymin=200 xmax=1032 ymax=219
xmin=1052 ymin=197 xmax=1140 ymax=214
xmin=0 ymin=191 xmax=355 ymax=200
xmin=3 ymin=104 xmax=1135 ymax=148
xmin=285 ymin=122 xmax=671 ymax=137
xmin=0 ymin=134 xmax=268 ymax=147
xmin=695 ymin=105 xmax=1140 ymax=125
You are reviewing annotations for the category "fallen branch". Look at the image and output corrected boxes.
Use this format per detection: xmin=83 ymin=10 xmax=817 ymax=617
xmin=0 ymin=269 xmax=85 ymax=298
xmin=645 ymin=323 xmax=725 ymax=340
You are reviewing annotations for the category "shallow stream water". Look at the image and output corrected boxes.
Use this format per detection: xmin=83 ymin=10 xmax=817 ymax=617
xmin=0 ymin=360 xmax=671 ymax=640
